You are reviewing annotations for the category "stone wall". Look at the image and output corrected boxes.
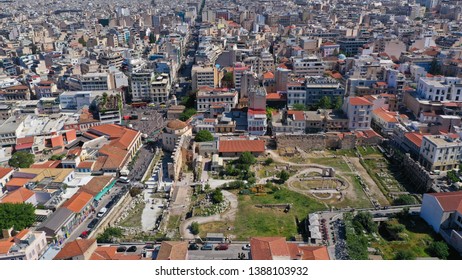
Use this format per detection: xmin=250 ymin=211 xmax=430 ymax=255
xmin=276 ymin=133 xmax=363 ymax=151
xmin=401 ymin=153 xmax=434 ymax=193
xmin=276 ymin=134 xmax=327 ymax=151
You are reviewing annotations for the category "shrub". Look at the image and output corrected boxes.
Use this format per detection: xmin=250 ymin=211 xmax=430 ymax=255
xmin=264 ymin=158 xmax=274 ymax=165
xmin=428 ymin=241 xmax=449 ymax=260
xmin=129 ymin=187 xmax=142 ymax=197
xmin=190 ymin=222 xmax=200 ymax=235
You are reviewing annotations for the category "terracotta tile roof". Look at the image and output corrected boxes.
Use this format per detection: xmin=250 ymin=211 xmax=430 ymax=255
xmin=62 ymin=191 xmax=93 ymax=213
xmin=372 ymin=107 xmax=399 ymax=123
xmin=288 ymin=110 xmax=305 ymax=121
xmin=0 ymin=238 xmax=14 ymax=254
xmin=50 ymin=135 xmax=64 ymax=148
xmin=349 ymin=97 xmax=373 ymax=106
xmin=90 ymin=246 xmax=142 ymax=260
xmin=298 ymin=246 xmax=330 ymax=260
xmin=156 ymin=241 xmax=188 ymax=260
xmin=0 ymin=167 xmax=13 ymax=179
xmin=54 ymin=239 xmax=96 ymax=260
xmin=262 ymin=71 xmax=274 ymax=79
xmin=30 ymin=160 xmax=61 ymax=169
xmin=16 ymin=137 xmax=34 ymax=145
xmin=80 ymin=176 xmax=114 ymax=196
xmin=14 ymin=229 xmax=30 ymax=240
xmin=266 ymin=92 xmax=286 ymax=101
xmin=1 ymin=187 xmax=35 ymax=203
xmin=88 ymin=124 xmax=140 ymax=149
xmin=98 ymin=145 xmax=127 ymax=169
xmin=250 ymin=237 xmax=291 ymax=260
xmin=404 ymin=132 xmax=425 ymax=148
xmin=5 ymin=178 xmax=32 ymax=188
xmin=166 ymin=120 xmax=188 ymax=130
xmin=357 ymin=129 xmax=381 ymax=139
xmin=219 ymin=140 xmax=265 ymax=153
xmin=77 ymin=161 xmax=95 ymax=169
xmin=375 ymin=81 xmax=387 ymax=87
xmin=429 ymin=191 xmax=462 ymax=213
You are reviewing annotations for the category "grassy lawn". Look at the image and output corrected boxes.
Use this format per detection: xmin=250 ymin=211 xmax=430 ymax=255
xmin=309 ymin=157 xmax=352 ymax=173
xmin=232 ymin=188 xmax=327 ymax=240
xmin=166 ymin=214 xmax=182 ymax=232
xmin=371 ymin=215 xmax=459 ymax=259
xmin=119 ymin=202 xmax=145 ymax=228
xmin=357 ymin=146 xmax=382 ymax=157
xmin=199 ymin=221 xmax=230 ymax=238
xmin=328 ymin=149 xmax=357 ymax=157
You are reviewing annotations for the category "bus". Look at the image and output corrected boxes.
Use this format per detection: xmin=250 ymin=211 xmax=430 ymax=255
xmin=131 ymin=102 xmax=148 ymax=108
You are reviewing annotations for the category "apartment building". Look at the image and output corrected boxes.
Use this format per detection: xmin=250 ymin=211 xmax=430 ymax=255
xmin=191 ymin=64 xmax=222 ymax=91
xmin=291 ymin=56 xmax=325 ymax=77
xmin=417 ymin=76 xmax=462 ymax=102
xmin=419 ymin=135 xmax=462 ymax=171
xmin=343 ymin=96 xmax=373 ymax=130
xmin=287 ymin=76 xmax=344 ymax=107
xmin=196 ymin=87 xmax=238 ymax=112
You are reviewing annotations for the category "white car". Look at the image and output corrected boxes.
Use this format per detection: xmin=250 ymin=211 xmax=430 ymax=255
xmin=242 ymin=244 xmax=251 ymax=250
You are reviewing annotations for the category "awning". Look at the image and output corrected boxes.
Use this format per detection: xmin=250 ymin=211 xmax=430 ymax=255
xmin=94 ymin=179 xmax=117 ymax=200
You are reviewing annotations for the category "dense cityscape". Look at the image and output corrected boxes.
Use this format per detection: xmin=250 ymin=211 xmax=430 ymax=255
xmin=0 ymin=0 xmax=461 ymax=260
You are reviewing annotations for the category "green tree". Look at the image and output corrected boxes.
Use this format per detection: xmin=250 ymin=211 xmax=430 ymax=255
xmin=333 ymin=95 xmax=343 ymax=110
xmin=237 ymin=151 xmax=256 ymax=165
xmin=428 ymin=241 xmax=449 ymax=259
xmin=0 ymin=203 xmax=35 ymax=235
xmin=447 ymin=170 xmax=460 ymax=183
xmin=278 ymin=170 xmax=290 ymax=183
xmin=78 ymin=36 xmax=87 ymax=47
xmin=96 ymin=227 xmax=123 ymax=243
xmin=190 ymin=222 xmax=200 ymax=235
xmin=9 ymin=151 xmax=35 ymax=168
xmin=211 ymin=188 xmax=224 ymax=204
xmin=264 ymin=158 xmax=274 ymax=165
xmin=353 ymin=212 xmax=377 ymax=233
xmin=194 ymin=130 xmax=214 ymax=142
xmin=180 ymin=90 xmax=197 ymax=109
xmin=394 ymin=249 xmax=416 ymax=260
xmin=292 ymin=103 xmax=306 ymax=111
xmin=393 ymin=195 xmax=416 ymax=206
xmin=317 ymin=96 xmax=332 ymax=109
xmin=179 ymin=108 xmax=197 ymax=121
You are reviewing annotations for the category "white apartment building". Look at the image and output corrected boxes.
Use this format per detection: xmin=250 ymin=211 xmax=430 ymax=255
xmin=417 ymin=76 xmax=462 ymax=102
xmin=291 ymin=56 xmax=325 ymax=77
xmin=419 ymin=135 xmax=462 ymax=171
xmin=196 ymin=88 xmax=238 ymax=112
xmin=68 ymin=73 xmax=110 ymax=91
xmin=343 ymin=96 xmax=373 ymax=130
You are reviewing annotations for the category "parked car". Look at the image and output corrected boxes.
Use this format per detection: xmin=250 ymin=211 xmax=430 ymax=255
xmin=242 ymin=244 xmax=251 ymax=250
xmin=79 ymin=230 xmax=90 ymax=239
xmin=201 ymin=243 xmax=213 ymax=250
xmin=215 ymin=243 xmax=229 ymax=251
xmin=188 ymin=243 xmax=199 ymax=250
xmin=127 ymin=246 xmax=137 ymax=252
xmin=116 ymin=246 xmax=127 ymax=252
xmin=87 ymin=218 xmax=99 ymax=229
xmin=97 ymin=207 xmax=108 ymax=218
xmin=118 ymin=177 xmax=130 ymax=184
